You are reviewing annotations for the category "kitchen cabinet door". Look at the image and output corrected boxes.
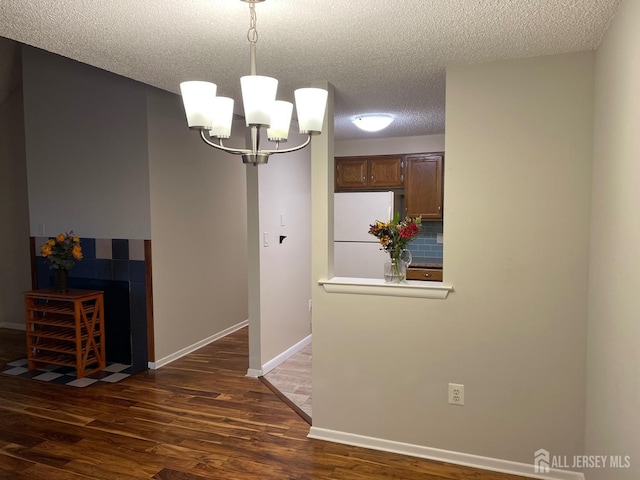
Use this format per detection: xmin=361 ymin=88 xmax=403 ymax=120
xmin=335 ymin=156 xmax=403 ymax=190
xmin=369 ymin=157 xmax=404 ymax=188
xmin=335 ymin=158 xmax=368 ymax=189
xmin=405 ymin=155 xmax=443 ymax=220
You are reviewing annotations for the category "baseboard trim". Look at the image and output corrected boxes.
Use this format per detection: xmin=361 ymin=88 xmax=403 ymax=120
xmin=261 ymin=334 xmax=312 ymax=376
xmin=246 ymin=368 xmax=263 ymax=378
xmin=148 ymin=319 xmax=248 ymax=370
xmin=307 ymin=427 xmax=584 ymax=480
xmin=0 ymin=322 xmax=26 ymax=331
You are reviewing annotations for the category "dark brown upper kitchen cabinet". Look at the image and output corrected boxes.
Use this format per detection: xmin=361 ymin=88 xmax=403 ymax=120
xmin=405 ymin=154 xmax=444 ymax=220
xmin=335 ymin=156 xmax=404 ymax=190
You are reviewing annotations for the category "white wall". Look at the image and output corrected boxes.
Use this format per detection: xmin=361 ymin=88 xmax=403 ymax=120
xmin=147 ymin=89 xmax=248 ymax=361
xmin=335 ymin=134 xmax=445 ymax=157
xmin=586 ymin=0 xmax=640 ymax=477
xmin=21 ymin=46 xmax=151 ymax=240
xmin=246 ymin=127 xmax=313 ymax=374
xmin=257 ymin=132 xmax=312 ymax=369
xmin=0 ymin=43 xmax=30 ymax=329
xmin=312 ymin=52 xmax=593 ymax=468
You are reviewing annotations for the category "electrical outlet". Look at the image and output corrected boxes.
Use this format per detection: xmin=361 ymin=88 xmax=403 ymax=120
xmin=308 ymin=299 xmax=312 ymax=312
xmin=448 ymin=383 xmax=464 ymax=406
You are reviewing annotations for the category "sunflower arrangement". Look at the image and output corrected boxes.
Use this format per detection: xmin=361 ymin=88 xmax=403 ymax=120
xmin=368 ymin=213 xmax=421 ymax=260
xmin=40 ymin=231 xmax=83 ymax=270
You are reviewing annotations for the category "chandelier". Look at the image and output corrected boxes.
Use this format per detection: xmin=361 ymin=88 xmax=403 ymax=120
xmin=179 ymin=0 xmax=328 ymax=166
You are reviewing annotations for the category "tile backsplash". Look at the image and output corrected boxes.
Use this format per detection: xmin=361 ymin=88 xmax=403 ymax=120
xmin=407 ymin=221 xmax=443 ymax=259
xmin=34 ymin=237 xmax=147 ymax=283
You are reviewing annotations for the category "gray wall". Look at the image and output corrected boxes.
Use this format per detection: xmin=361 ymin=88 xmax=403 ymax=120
xmin=20 ymin=46 xmax=249 ymax=363
xmin=335 ymin=134 xmax=445 ymax=157
xmin=0 ymin=39 xmax=30 ymax=328
xmin=22 ymin=46 xmax=151 ymax=240
xmin=587 ymin=0 xmax=640 ymax=477
xmin=312 ymin=52 xmax=593 ymax=468
xmin=147 ymin=89 xmax=248 ymax=362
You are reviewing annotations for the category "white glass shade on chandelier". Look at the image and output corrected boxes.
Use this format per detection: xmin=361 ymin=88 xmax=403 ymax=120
xmin=180 ymin=80 xmax=327 ymax=139
xmin=179 ymin=1 xmax=328 ymax=166
xmin=352 ymin=114 xmax=394 ymax=132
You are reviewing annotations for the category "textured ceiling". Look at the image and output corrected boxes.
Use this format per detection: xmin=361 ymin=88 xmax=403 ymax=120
xmin=0 ymin=0 xmax=621 ymax=140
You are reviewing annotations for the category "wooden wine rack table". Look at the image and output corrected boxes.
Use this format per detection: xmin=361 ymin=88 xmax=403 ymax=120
xmin=25 ymin=289 xmax=106 ymax=378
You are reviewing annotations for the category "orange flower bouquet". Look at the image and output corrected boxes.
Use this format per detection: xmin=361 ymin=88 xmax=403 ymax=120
xmin=40 ymin=231 xmax=83 ymax=271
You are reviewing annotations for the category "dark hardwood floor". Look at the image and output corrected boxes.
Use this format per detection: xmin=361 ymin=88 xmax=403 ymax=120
xmin=0 ymin=327 xmax=527 ymax=479
xmin=0 ymin=328 xmax=26 ymax=369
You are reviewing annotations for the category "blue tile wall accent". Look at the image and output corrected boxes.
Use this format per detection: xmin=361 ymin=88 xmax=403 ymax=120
xmin=36 ymin=257 xmax=52 ymax=290
xmin=112 ymin=239 xmax=129 ymax=260
xmin=95 ymin=238 xmax=112 ymax=259
xmin=70 ymin=258 xmax=97 ymax=279
xmin=95 ymin=259 xmax=113 ymax=280
xmin=30 ymin=236 xmax=150 ymax=373
xmin=80 ymin=238 xmax=96 ymax=259
xmin=129 ymin=261 xmax=146 ymax=282
xmin=130 ymin=281 xmax=149 ymax=369
xmin=112 ymin=259 xmax=130 ymax=281
xmin=407 ymin=221 xmax=444 ymax=260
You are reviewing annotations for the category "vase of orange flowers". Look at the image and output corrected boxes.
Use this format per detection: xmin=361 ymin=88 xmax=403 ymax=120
xmin=368 ymin=214 xmax=421 ymax=283
xmin=40 ymin=232 xmax=83 ymax=293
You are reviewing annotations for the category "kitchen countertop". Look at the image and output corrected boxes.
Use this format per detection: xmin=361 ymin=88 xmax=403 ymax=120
xmin=409 ymin=257 xmax=443 ymax=269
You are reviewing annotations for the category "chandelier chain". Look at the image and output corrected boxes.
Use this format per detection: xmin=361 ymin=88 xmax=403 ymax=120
xmin=247 ymin=3 xmax=258 ymax=45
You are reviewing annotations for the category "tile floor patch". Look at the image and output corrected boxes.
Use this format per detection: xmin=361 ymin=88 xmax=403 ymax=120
xmin=263 ymin=343 xmax=313 ymax=418
xmin=67 ymin=378 xmax=99 ymax=388
xmin=7 ymin=359 xmax=28 ymax=367
xmin=34 ymin=371 xmax=64 ymax=381
xmin=3 ymin=366 xmax=29 ymax=376
xmin=1 ymin=360 xmax=134 ymax=388
xmin=103 ymin=363 xmax=129 ymax=373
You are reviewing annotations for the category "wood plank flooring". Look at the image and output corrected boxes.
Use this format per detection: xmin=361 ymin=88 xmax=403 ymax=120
xmin=0 ymin=328 xmax=26 ymax=369
xmin=0 ymin=327 xmax=529 ymax=479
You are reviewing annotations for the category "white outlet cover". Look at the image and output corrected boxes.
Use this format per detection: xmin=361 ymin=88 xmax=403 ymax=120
xmin=448 ymin=383 xmax=465 ymax=406
xmin=437 ymin=233 xmax=443 ymax=244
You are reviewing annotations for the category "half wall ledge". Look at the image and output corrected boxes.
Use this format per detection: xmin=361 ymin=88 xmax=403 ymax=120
xmin=318 ymin=277 xmax=453 ymax=299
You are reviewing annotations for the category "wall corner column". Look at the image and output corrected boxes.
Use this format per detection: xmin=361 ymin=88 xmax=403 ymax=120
xmin=246 ymin=163 xmax=262 ymax=375
xmin=311 ymin=81 xmax=335 ymax=286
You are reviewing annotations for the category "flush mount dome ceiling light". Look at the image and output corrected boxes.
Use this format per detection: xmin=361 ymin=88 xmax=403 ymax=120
xmin=352 ymin=114 xmax=394 ymax=132
xmin=179 ymin=0 xmax=328 ymax=166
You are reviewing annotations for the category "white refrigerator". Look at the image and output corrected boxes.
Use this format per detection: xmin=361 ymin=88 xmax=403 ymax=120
xmin=334 ymin=191 xmax=393 ymax=278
